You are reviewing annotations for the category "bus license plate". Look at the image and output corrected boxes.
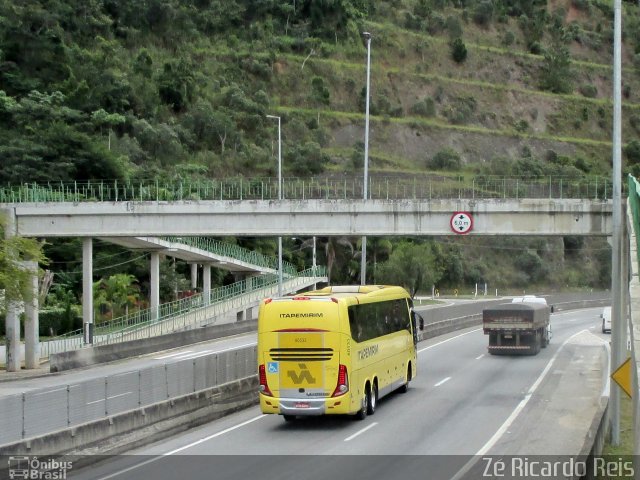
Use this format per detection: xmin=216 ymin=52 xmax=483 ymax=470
xmin=294 ymin=402 xmax=310 ymax=408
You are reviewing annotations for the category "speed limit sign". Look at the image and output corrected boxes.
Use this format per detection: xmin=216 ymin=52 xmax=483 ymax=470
xmin=450 ymin=212 xmax=473 ymax=234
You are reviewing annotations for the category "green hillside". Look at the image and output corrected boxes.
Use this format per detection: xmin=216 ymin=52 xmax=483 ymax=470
xmin=0 ymin=0 xmax=626 ymax=304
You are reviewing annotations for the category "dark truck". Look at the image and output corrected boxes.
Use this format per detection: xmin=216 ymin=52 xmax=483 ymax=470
xmin=482 ymin=302 xmax=551 ymax=355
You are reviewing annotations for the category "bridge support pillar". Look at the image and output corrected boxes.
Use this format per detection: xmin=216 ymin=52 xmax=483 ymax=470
xmin=23 ymin=261 xmax=40 ymax=369
xmin=202 ymin=263 xmax=211 ymax=305
xmin=190 ymin=263 xmax=198 ymax=290
xmin=82 ymin=238 xmax=93 ymax=344
xmin=150 ymin=252 xmax=160 ymax=321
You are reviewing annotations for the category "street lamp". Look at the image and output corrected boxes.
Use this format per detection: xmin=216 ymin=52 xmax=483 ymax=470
xmin=266 ymin=114 xmax=283 ymax=297
xmin=361 ymin=31 xmax=372 ymax=286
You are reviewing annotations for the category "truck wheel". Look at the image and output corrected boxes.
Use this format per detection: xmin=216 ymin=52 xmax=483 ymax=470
xmin=532 ymin=332 xmax=541 ymax=355
xmin=541 ymin=328 xmax=548 ymax=348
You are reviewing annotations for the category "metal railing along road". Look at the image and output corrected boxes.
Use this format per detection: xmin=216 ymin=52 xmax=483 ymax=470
xmin=41 ymin=267 xmax=327 ymax=357
xmin=0 ymin=345 xmax=257 ymax=447
xmin=0 ymin=176 xmax=612 ymax=203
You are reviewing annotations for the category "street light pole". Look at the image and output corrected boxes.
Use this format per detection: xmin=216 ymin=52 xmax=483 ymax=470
xmin=610 ymin=0 xmax=624 ymax=446
xmin=267 ymin=114 xmax=283 ymax=297
xmin=361 ymin=31 xmax=372 ymax=286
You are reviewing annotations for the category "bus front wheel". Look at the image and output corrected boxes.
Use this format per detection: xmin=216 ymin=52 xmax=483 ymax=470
xmin=398 ymin=364 xmax=412 ymax=393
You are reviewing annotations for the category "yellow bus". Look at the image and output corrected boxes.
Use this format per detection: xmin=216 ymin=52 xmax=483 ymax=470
xmin=257 ymin=285 xmax=418 ymax=421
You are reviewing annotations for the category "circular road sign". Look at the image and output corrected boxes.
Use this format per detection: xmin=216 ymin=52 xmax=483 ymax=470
xmin=450 ymin=212 xmax=473 ymax=235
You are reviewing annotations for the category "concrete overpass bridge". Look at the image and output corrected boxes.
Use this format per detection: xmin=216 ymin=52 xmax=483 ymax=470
xmin=0 ymin=176 xmax=614 ymax=371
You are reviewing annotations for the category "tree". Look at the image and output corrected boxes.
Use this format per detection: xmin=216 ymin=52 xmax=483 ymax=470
xmin=0 ymin=216 xmax=47 ymax=308
xmin=94 ymin=273 xmax=140 ymax=320
xmin=539 ymin=27 xmax=573 ymax=94
xmin=377 ymin=241 xmax=443 ymax=297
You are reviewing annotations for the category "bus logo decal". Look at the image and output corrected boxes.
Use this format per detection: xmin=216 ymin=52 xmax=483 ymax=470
xmin=267 ymin=362 xmax=278 ymax=373
xmin=358 ymin=344 xmax=379 ymax=360
xmin=287 ymin=364 xmax=317 ymax=384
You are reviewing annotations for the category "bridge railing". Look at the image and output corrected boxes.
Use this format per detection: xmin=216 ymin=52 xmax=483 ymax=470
xmin=40 ymin=266 xmax=327 ymax=357
xmin=161 ymin=236 xmax=297 ymax=274
xmin=0 ymin=176 xmax=612 ymax=203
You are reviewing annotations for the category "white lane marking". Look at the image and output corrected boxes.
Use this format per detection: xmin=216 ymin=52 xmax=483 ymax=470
xmin=212 ymin=342 xmax=257 ymax=355
xmin=475 ymin=354 xmax=484 ymax=360
xmin=434 ymin=377 xmax=451 ymax=387
xmin=173 ymin=350 xmax=213 ymax=360
xmin=154 ymin=351 xmax=193 ymax=360
xmin=94 ymin=415 xmax=266 ymax=480
xmin=154 ymin=342 xmax=257 ymax=361
xmin=86 ymin=392 xmax=132 ymax=405
xmin=450 ymin=328 xmax=592 ymax=480
xmin=418 ymin=328 xmax=482 ymax=353
xmin=166 ymin=415 xmax=266 ymax=454
xmin=344 ymin=422 xmax=378 ymax=442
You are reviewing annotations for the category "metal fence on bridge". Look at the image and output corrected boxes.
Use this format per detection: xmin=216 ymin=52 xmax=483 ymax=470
xmin=0 ymin=176 xmax=612 ymax=203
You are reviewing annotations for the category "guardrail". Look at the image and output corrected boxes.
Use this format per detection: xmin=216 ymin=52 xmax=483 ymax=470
xmin=41 ymin=266 xmax=327 ymax=357
xmin=0 ymin=175 xmax=612 ymax=203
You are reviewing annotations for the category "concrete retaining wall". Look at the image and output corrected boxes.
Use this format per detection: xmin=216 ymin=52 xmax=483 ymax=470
xmin=49 ymin=320 xmax=256 ymax=372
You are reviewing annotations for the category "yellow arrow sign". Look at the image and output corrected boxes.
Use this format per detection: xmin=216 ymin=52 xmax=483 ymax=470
xmin=611 ymin=357 xmax=633 ymax=398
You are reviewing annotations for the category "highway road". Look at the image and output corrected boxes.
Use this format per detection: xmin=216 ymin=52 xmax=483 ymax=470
xmin=69 ymin=307 xmax=609 ymax=480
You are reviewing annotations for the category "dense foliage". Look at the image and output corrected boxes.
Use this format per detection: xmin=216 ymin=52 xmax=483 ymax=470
xmin=0 ymin=0 xmax=626 ymax=324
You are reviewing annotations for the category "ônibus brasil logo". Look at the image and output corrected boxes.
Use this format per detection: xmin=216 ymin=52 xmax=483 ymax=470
xmin=8 ymin=456 xmax=73 ymax=480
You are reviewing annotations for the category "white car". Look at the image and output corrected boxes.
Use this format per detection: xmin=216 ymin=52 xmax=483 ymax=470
xmin=601 ymin=306 xmax=611 ymax=334
xmin=512 ymin=295 xmax=548 ymax=305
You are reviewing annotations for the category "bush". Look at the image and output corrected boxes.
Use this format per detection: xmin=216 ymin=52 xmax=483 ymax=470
xmin=579 ymin=84 xmax=598 ymax=98
xmin=625 ymin=140 xmax=640 ymax=165
xmin=39 ymin=308 xmax=82 ymax=337
xmin=410 ymin=97 xmax=436 ymax=117
xmin=450 ymin=38 xmax=468 ymax=63
xmin=514 ymin=119 xmax=529 ymax=132
xmin=446 ymin=16 xmax=463 ymax=39
xmin=473 ymin=1 xmax=494 ymax=26
xmin=429 ymin=148 xmax=461 ymax=170
xmin=502 ymin=31 xmax=516 ymax=46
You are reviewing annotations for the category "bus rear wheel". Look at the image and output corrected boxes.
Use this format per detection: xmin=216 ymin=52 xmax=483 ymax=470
xmin=355 ymin=386 xmax=370 ymax=420
xmin=367 ymin=382 xmax=378 ymax=415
